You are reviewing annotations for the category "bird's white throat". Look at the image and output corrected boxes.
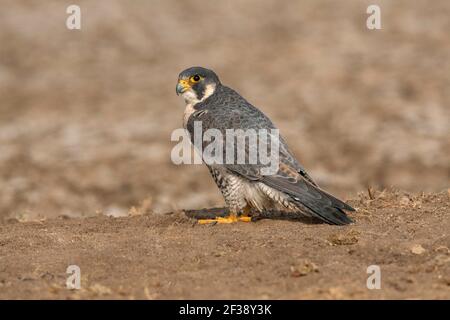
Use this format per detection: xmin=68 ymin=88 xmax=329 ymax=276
xmin=181 ymin=83 xmax=216 ymax=106
xmin=182 ymin=83 xmax=216 ymax=128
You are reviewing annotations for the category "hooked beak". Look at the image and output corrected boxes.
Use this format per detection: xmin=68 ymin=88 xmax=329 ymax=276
xmin=176 ymin=79 xmax=190 ymax=95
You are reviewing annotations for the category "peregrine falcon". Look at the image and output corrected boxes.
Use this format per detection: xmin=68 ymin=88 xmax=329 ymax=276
xmin=176 ymin=66 xmax=355 ymax=225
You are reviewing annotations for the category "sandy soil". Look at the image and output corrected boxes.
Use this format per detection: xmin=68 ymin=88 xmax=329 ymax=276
xmin=0 ymin=190 xmax=448 ymax=299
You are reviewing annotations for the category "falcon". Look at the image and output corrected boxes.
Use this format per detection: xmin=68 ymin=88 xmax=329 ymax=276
xmin=176 ymin=66 xmax=355 ymax=225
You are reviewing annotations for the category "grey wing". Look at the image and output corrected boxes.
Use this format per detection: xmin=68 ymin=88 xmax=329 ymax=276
xmin=278 ymin=135 xmax=318 ymax=186
xmin=186 ymin=97 xmax=271 ymax=180
xmin=189 ymin=109 xmax=317 ymax=186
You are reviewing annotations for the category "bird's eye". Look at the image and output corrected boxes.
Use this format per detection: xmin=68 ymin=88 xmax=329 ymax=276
xmin=191 ymin=75 xmax=201 ymax=83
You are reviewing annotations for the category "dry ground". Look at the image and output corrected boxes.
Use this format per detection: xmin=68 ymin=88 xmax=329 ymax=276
xmin=0 ymin=190 xmax=448 ymax=299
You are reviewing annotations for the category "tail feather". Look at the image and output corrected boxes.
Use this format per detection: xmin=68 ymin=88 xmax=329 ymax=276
xmin=261 ymin=175 xmax=355 ymax=225
xmin=292 ymin=195 xmax=353 ymax=225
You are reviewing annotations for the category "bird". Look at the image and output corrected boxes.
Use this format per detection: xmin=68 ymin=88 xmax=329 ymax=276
xmin=176 ymin=66 xmax=355 ymax=225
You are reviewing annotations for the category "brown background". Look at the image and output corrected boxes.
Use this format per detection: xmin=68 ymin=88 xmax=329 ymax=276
xmin=1 ymin=0 xmax=449 ymax=220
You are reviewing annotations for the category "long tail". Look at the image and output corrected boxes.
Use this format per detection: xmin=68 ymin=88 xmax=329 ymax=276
xmin=261 ymin=176 xmax=355 ymax=225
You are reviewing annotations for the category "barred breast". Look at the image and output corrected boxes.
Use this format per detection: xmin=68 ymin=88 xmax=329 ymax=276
xmin=207 ymin=165 xmax=298 ymax=214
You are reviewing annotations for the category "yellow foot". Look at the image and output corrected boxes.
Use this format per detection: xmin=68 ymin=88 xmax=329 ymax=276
xmin=238 ymin=215 xmax=252 ymax=222
xmin=198 ymin=215 xmax=252 ymax=224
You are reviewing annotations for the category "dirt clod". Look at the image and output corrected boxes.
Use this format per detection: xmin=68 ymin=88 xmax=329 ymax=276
xmin=290 ymin=260 xmax=319 ymax=277
xmin=327 ymin=230 xmax=360 ymax=246
xmin=411 ymin=244 xmax=426 ymax=255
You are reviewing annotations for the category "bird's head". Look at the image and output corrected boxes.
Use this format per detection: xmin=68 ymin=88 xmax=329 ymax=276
xmin=176 ymin=67 xmax=220 ymax=105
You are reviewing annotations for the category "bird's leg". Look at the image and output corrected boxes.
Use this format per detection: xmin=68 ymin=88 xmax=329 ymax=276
xmin=197 ymin=207 xmax=251 ymax=225
xmin=237 ymin=205 xmax=252 ymax=222
xmin=197 ymin=212 xmax=238 ymax=224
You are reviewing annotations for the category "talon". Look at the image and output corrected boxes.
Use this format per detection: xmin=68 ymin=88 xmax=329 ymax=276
xmin=197 ymin=213 xmax=251 ymax=224
xmin=238 ymin=206 xmax=253 ymax=222
xmin=198 ymin=216 xmax=237 ymax=224
xmin=238 ymin=216 xmax=252 ymax=222
xmin=198 ymin=218 xmax=220 ymax=225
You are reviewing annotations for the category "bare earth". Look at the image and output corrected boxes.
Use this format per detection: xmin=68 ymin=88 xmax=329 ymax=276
xmin=0 ymin=190 xmax=448 ymax=299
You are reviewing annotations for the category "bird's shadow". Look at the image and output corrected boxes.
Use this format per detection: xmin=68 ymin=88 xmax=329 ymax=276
xmin=183 ymin=207 xmax=325 ymax=225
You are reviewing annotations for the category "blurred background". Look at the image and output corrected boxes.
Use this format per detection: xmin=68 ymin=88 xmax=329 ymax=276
xmin=0 ymin=0 xmax=449 ymax=220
